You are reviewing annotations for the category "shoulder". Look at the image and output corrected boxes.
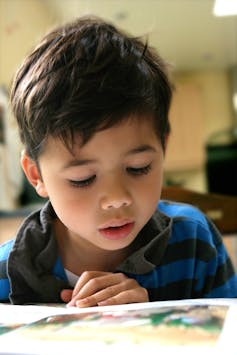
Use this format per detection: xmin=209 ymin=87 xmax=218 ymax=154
xmin=158 ymin=199 xmax=207 ymax=224
xmin=0 ymin=239 xmax=15 ymax=261
xmin=158 ymin=199 xmax=221 ymax=246
xmin=0 ymin=239 xmax=14 ymax=301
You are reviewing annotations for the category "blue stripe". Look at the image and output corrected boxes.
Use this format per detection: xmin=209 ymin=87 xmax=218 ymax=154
xmin=130 ymin=259 xmax=196 ymax=289
xmin=0 ymin=240 xmax=14 ymax=301
xmin=216 ymin=242 xmax=229 ymax=265
xmin=158 ymin=201 xmax=207 ymax=225
xmin=194 ymin=246 xmax=231 ymax=283
xmin=193 ymin=241 xmax=232 ymax=292
xmin=204 ymin=274 xmax=237 ymax=298
xmin=52 ymin=256 xmax=67 ymax=282
xmin=0 ymin=239 xmax=14 ymax=260
xmin=156 ymin=259 xmax=196 ymax=286
xmin=0 ymin=279 xmax=10 ymax=301
xmin=168 ymin=220 xmax=215 ymax=246
xmin=131 ymin=253 xmax=232 ymax=292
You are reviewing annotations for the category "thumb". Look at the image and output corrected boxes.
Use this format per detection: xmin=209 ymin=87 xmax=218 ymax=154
xmin=60 ymin=289 xmax=73 ymax=303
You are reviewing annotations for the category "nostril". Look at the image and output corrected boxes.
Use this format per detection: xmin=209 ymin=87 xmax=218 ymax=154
xmin=102 ymin=198 xmax=131 ymax=210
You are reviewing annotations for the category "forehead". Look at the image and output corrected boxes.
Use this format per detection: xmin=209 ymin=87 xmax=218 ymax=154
xmin=72 ymin=115 xmax=159 ymax=151
xmin=41 ymin=115 xmax=160 ymax=159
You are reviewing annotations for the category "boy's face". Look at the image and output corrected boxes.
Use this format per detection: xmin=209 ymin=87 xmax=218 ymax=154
xmin=23 ymin=117 xmax=165 ymax=251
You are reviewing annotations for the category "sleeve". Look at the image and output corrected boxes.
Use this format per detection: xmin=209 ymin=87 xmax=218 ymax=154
xmin=194 ymin=217 xmax=237 ymax=298
xmin=0 ymin=240 xmax=14 ymax=301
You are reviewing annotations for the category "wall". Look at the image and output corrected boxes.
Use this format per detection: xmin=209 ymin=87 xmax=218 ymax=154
xmin=0 ymin=1 xmax=235 ymax=205
xmin=0 ymin=0 xmax=57 ymax=209
xmin=164 ymin=69 xmax=234 ymax=192
xmin=0 ymin=0 xmax=57 ymax=88
xmin=175 ymin=70 xmax=234 ymax=140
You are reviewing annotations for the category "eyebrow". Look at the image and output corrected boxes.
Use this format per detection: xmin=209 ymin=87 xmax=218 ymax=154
xmin=61 ymin=144 xmax=156 ymax=170
xmin=126 ymin=144 xmax=157 ymax=155
xmin=61 ymin=158 xmax=97 ymax=170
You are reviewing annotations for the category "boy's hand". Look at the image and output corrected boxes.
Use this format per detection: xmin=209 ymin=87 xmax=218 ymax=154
xmin=60 ymin=271 xmax=148 ymax=307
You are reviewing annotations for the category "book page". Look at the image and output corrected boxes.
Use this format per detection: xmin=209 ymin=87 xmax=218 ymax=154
xmin=0 ymin=299 xmax=237 ymax=355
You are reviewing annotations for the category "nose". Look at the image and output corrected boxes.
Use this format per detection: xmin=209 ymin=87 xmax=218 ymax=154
xmin=100 ymin=176 xmax=132 ymax=210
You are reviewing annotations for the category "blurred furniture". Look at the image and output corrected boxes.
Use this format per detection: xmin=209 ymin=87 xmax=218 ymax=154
xmin=161 ymin=185 xmax=237 ymax=270
xmin=161 ymin=186 xmax=237 ymax=234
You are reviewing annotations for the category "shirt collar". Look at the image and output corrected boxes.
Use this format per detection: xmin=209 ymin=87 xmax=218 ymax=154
xmin=116 ymin=210 xmax=172 ymax=274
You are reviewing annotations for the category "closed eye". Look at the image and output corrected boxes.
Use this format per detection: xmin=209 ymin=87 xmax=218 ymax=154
xmin=69 ymin=175 xmax=96 ymax=188
xmin=127 ymin=164 xmax=152 ymax=176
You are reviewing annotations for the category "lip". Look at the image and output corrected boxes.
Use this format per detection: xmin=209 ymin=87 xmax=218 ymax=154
xmin=99 ymin=219 xmax=134 ymax=229
xmin=98 ymin=221 xmax=135 ymax=240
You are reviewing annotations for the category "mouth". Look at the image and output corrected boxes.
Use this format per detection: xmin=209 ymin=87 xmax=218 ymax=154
xmin=98 ymin=221 xmax=135 ymax=240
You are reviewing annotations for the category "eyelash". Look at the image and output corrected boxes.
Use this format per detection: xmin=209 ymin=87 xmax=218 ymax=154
xmin=127 ymin=164 xmax=152 ymax=176
xmin=69 ymin=175 xmax=96 ymax=188
xmin=69 ymin=164 xmax=152 ymax=188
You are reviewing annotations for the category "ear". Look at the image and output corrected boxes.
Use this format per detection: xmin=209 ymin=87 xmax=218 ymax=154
xmin=21 ymin=151 xmax=48 ymax=198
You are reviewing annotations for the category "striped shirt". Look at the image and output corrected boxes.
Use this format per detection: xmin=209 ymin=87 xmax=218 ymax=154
xmin=0 ymin=200 xmax=237 ymax=303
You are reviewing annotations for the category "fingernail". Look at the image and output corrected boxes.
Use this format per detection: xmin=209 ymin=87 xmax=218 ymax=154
xmin=66 ymin=300 xmax=76 ymax=307
xmin=76 ymin=298 xmax=89 ymax=307
xmin=97 ymin=300 xmax=107 ymax=306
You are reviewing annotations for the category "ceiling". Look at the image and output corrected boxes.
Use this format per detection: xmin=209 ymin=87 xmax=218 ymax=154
xmin=43 ymin=0 xmax=237 ymax=72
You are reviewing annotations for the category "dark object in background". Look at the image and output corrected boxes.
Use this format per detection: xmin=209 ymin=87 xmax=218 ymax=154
xmin=206 ymin=67 xmax=237 ymax=196
xmin=206 ymin=130 xmax=237 ymax=196
xmin=161 ymin=185 xmax=237 ymax=234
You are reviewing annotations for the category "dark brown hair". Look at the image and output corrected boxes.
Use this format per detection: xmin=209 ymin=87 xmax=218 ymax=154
xmin=10 ymin=16 xmax=173 ymax=160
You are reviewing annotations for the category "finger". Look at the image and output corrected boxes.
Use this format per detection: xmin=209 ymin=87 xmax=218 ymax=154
xmin=67 ymin=271 xmax=114 ymax=307
xmin=71 ymin=272 xmax=127 ymax=303
xmin=97 ymin=287 xmax=149 ymax=306
xmin=71 ymin=271 xmax=109 ymax=298
xmin=75 ymin=278 xmax=143 ymax=308
xmin=60 ymin=289 xmax=73 ymax=303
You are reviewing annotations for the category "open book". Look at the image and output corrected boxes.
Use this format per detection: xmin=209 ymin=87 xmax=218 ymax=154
xmin=0 ymin=299 xmax=237 ymax=355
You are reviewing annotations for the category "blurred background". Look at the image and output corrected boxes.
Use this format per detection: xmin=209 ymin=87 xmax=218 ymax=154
xmin=0 ymin=0 xmax=237 ymax=211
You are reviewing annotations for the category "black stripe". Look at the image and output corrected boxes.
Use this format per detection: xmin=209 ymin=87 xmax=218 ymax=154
xmin=160 ymin=239 xmax=216 ymax=266
xmin=148 ymin=257 xmax=236 ymax=301
xmin=201 ymin=257 xmax=236 ymax=294
xmin=148 ymin=279 xmax=195 ymax=301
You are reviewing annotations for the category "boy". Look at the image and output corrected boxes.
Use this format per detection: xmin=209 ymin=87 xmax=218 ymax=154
xmin=0 ymin=16 xmax=237 ymax=306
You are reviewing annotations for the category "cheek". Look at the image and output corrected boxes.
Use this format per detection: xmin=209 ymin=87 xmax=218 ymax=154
xmin=139 ymin=168 xmax=163 ymax=207
xmin=49 ymin=187 xmax=95 ymax=224
xmin=53 ymin=198 xmax=94 ymax=234
xmin=61 ymin=194 xmax=93 ymax=214
xmin=145 ymin=181 xmax=162 ymax=206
